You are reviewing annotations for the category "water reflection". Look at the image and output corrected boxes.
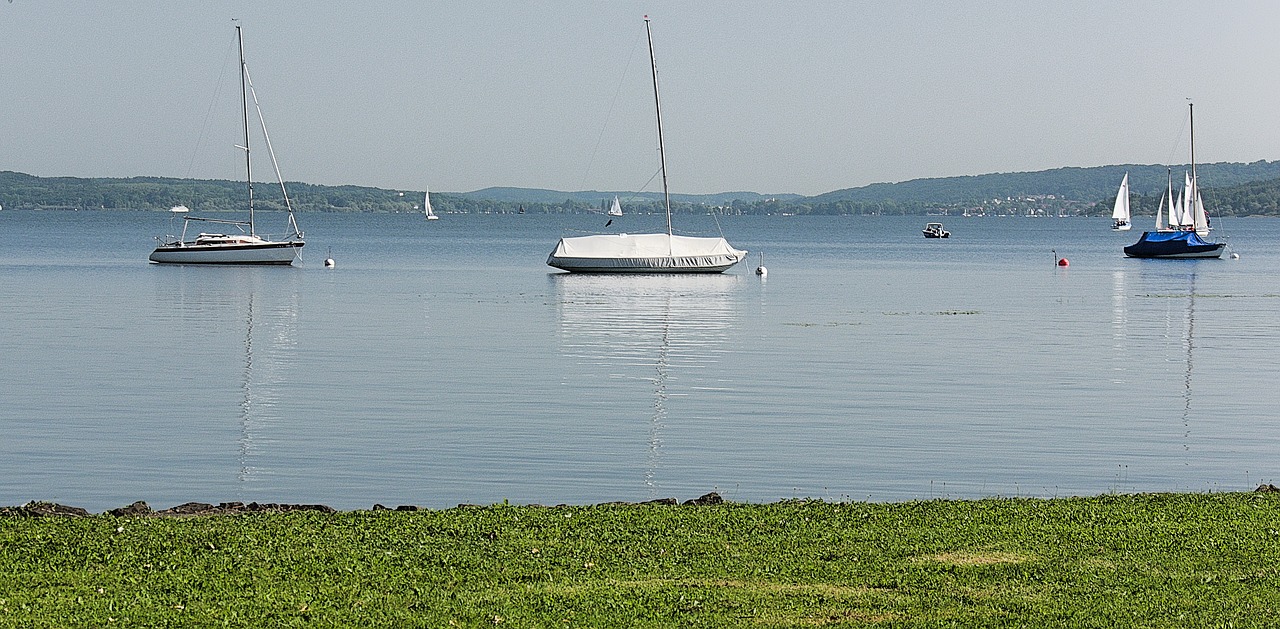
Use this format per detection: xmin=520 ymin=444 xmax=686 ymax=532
xmin=1110 ymin=270 xmax=1128 ymax=382
xmin=1181 ymin=272 xmax=1197 ymax=450
xmin=153 ymin=266 xmax=299 ymax=489
xmin=551 ymin=273 xmax=739 ymax=496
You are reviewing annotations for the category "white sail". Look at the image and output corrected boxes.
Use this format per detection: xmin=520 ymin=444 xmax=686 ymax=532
xmin=608 ymin=195 xmax=623 ymax=217
xmin=424 ymin=186 xmax=438 ymax=220
xmin=1192 ymin=184 xmax=1209 ymax=235
xmin=1175 ymin=172 xmax=1192 ymax=227
xmin=1154 ymin=193 xmax=1165 ymax=231
xmin=1111 ymin=173 xmax=1130 ymax=230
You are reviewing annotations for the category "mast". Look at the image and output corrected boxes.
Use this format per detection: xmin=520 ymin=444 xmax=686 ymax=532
xmin=237 ymin=25 xmax=255 ymax=235
xmin=1188 ymin=102 xmax=1196 ymax=187
xmin=644 ymin=16 xmax=673 ymax=238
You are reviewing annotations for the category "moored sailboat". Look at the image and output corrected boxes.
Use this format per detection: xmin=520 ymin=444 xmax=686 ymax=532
xmin=1124 ymin=104 xmax=1225 ymax=259
xmin=547 ymin=17 xmax=746 ymax=274
xmin=149 ymin=25 xmax=304 ymax=265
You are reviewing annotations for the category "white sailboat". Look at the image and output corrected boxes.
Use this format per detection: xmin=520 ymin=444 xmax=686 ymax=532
xmin=547 ymin=17 xmax=746 ymax=274
xmin=607 ymin=195 xmax=623 ymax=217
xmin=1111 ymin=172 xmax=1131 ymax=230
xmin=424 ymin=186 xmax=439 ymax=220
xmin=150 ymin=25 xmax=304 ymax=265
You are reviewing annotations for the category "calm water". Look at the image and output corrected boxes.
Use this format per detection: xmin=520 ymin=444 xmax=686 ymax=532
xmin=3 ymin=210 xmax=1279 ymax=511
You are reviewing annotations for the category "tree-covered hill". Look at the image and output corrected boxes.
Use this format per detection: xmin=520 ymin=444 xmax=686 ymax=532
xmin=809 ymin=160 xmax=1280 ymax=204
xmin=6 ymin=162 xmax=1280 ymax=216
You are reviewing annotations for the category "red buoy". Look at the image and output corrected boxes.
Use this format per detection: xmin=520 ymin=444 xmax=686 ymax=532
xmin=1057 ymin=257 xmax=1069 ymax=267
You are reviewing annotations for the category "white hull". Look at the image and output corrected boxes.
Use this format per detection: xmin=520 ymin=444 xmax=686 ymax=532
xmin=548 ymin=233 xmax=746 ymax=274
xmin=547 ymin=252 xmax=746 ymax=273
xmin=150 ymin=241 xmax=303 ymax=265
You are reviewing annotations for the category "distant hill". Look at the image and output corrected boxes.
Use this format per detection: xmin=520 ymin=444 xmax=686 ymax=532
xmin=5 ymin=163 xmax=1280 ymax=215
xmin=459 ymin=187 xmax=802 ymax=205
xmin=809 ymin=161 xmax=1280 ymax=204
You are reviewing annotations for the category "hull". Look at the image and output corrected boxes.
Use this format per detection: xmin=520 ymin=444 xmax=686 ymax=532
xmin=149 ymin=241 xmax=304 ymax=265
xmin=547 ymin=233 xmax=746 ymax=274
xmin=1123 ymin=231 xmax=1224 ymax=259
xmin=547 ymin=253 xmax=746 ymax=273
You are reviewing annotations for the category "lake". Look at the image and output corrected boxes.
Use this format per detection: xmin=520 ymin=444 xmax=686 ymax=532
xmin=2 ymin=209 xmax=1278 ymax=511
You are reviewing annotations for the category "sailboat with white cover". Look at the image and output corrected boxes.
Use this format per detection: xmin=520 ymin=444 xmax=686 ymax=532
xmin=1111 ymin=172 xmax=1131 ymax=230
xmin=150 ymin=26 xmax=304 ymax=265
xmin=424 ymin=186 xmax=439 ymax=220
xmin=608 ymin=195 xmax=623 ymax=217
xmin=547 ymin=18 xmax=746 ymax=274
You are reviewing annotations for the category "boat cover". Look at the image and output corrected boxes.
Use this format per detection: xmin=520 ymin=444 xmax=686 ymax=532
xmin=1123 ymin=230 xmax=1225 ymax=258
xmin=1136 ymin=230 xmax=1213 ymax=246
xmin=547 ymin=233 xmax=746 ymax=272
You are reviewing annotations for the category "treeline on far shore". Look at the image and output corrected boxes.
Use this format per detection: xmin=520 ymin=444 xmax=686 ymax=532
xmin=7 ymin=167 xmax=1280 ymax=217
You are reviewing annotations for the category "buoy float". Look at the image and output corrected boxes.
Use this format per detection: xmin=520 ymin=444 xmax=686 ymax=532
xmin=1231 ymin=252 xmax=1240 ymax=259
xmin=1057 ymin=257 xmax=1069 ymax=267
xmin=324 ymin=247 xmax=335 ymax=268
xmin=755 ymin=252 xmax=767 ymax=278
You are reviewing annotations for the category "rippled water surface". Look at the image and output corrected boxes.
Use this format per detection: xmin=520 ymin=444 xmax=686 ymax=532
xmin=3 ymin=210 xmax=1279 ymax=511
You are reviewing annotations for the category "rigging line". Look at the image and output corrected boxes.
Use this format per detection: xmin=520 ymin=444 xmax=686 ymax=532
xmin=185 ymin=34 xmax=239 ymax=180
xmin=1163 ymin=107 xmax=1191 ymax=169
xmin=243 ymin=62 xmax=301 ymax=237
xmin=578 ymin=29 xmax=646 ymax=192
xmin=637 ymin=165 xmax=662 ymax=194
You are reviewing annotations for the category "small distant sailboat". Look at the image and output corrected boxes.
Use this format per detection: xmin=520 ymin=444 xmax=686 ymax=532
xmin=607 ymin=195 xmax=623 ymax=217
xmin=1111 ymin=172 xmax=1131 ymax=231
xmin=424 ymin=186 xmax=439 ymax=220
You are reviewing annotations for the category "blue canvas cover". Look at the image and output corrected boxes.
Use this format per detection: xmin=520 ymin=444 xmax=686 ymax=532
xmin=1138 ymin=230 xmax=1211 ymax=246
xmin=1123 ymin=230 xmax=1225 ymax=258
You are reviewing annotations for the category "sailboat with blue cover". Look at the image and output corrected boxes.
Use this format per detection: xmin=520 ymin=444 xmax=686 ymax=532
xmin=1124 ymin=104 xmax=1226 ymax=259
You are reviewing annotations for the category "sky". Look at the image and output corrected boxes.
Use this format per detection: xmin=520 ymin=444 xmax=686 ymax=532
xmin=3 ymin=1 xmax=1280 ymax=197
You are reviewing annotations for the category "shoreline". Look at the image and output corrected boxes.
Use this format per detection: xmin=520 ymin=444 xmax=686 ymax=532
xmin=10 ymin=485 xmax=1280 ymax=518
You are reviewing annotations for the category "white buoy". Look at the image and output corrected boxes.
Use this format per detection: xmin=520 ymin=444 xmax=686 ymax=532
xmin=324 ymin=247 xmax=335 ymax=268
xmin=1231 ymin=252 xmax=1240 ymax=259
xmin=755 ymin=252 xmax=767 ymax=278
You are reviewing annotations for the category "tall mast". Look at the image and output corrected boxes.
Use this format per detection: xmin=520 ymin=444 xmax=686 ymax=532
xmin=1188 ymin=102 xmax=1196 ymax=187
xmin=237 ymin=25 xmax=255 ymax=235
xmin=645 ymin=17 xmax=673 ymax=238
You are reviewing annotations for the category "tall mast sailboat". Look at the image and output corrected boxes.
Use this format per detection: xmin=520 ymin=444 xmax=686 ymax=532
xmin=1123 ymin=103 xmax=1226 ymax=259
xmin=546 ymin=17 xmax=747 ymax=273
xmin=150 ymin=25 xmax=305 ymax=265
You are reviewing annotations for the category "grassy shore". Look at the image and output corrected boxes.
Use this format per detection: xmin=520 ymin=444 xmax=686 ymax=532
xmin=3 ymin=492 xmax=1280 ymax=627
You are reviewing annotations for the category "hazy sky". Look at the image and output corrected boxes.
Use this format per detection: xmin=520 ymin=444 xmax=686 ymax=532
xmin=3 ymin=2 xmax=1280 ymax=196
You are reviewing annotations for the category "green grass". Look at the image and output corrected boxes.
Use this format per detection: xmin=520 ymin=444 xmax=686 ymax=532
xmin=3 ymin=493 xmax=1280 ymax=626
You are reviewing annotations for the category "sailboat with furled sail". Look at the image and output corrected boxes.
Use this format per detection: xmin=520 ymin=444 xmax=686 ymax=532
xmin=547 ymin=17 xmax=747 ymax=273
xmin=150 ymin=25 xmax=304 ymax=265
xmin=1124 ymin=103 xmax=1226 ymax=259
